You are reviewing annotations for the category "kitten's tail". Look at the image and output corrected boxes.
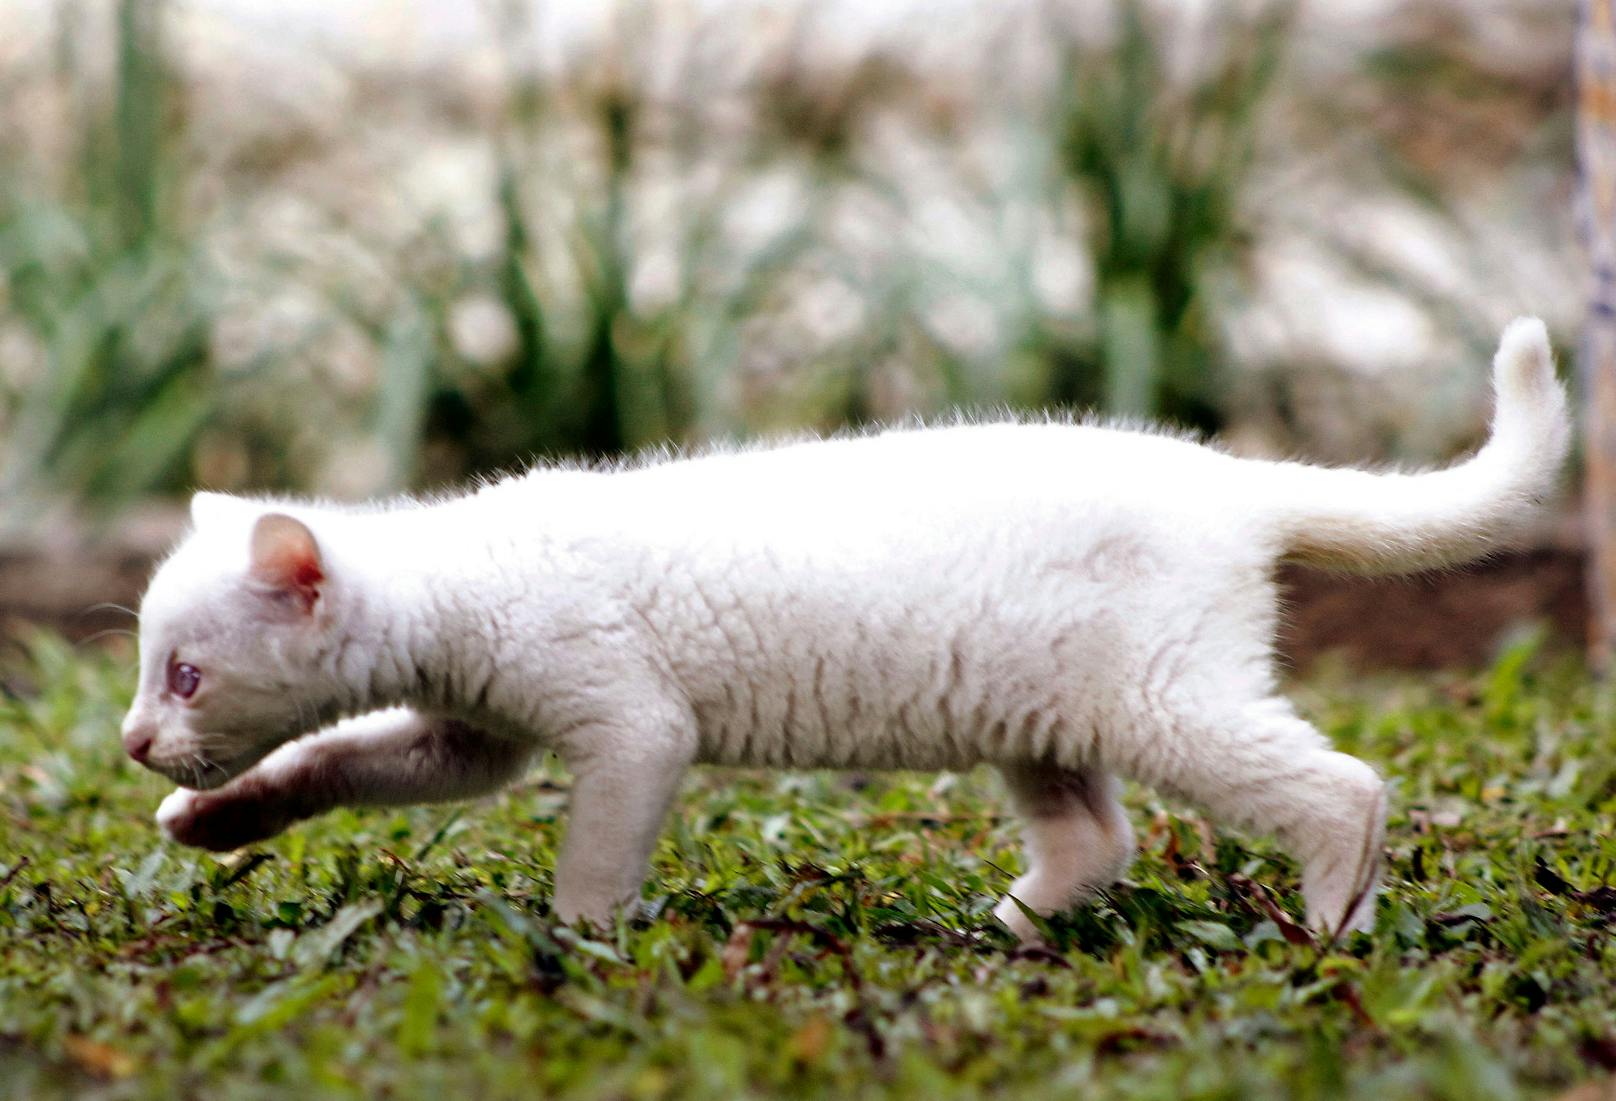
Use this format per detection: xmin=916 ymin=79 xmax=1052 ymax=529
xmin=1266 ymin=317 xmax=1571 ymax=575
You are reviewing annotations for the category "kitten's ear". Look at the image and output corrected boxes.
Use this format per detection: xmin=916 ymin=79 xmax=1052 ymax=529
xmin=248 ymin=513 xmax=324 ymax=614
xmin=190 ymin=491 xmax=246 ymax=527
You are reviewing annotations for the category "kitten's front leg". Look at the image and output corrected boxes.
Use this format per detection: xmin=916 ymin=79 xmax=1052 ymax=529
xmin=551 ymin=715 xmax=695 ymax=926
xmin=157 ymin=709 xmax=532 ymax=851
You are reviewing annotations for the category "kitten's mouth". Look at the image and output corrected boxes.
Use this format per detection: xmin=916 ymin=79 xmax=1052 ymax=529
xmin=147 ymin=744 xmax=273 ymax=791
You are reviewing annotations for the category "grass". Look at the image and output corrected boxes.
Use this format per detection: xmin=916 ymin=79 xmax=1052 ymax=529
xmin=0 ymin=0 xmax=220 ymax=523
xmin=1041 ymin=0 xmax=1289 ymax=429
xmin=2 ymin=631 xmax=1616 ymax=1099
xmin=2 ymin=0 xmax=1566 ymax=518
xmin=0 ymin=0 xmax=1366 ymax=513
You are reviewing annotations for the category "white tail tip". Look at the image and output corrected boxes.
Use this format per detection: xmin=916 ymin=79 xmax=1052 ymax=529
xmin=1494 ymin=316 xmax=1553 ymax=392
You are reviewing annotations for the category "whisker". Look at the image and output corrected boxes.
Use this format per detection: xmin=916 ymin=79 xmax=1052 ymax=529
xmin=76 ymin=627 xmax=139 ymax=648
xmin=84 ymin=602 xmax=140 ymax=621
xmin=293 ymin=693 xmax=319 ymax=737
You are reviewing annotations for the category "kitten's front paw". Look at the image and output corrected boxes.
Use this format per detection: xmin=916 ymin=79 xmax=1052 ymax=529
xmin=156 ymin=786 xmax=287 ymax=851
xmin=155 ymin=788 xmax=201 ymax=841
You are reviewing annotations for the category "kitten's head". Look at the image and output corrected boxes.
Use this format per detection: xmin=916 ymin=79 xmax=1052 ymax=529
xmin=121 ymin=493 xmax=342 ymax=789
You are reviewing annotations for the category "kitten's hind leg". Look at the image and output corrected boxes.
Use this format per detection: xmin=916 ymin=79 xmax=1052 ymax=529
xmin=157 ymin=709 xmax=532 ymax=851
xmin=1135 ymin=697 xmax=1386 ymax=939
xmin=992 ymin=763 xmax=1136 ymax=942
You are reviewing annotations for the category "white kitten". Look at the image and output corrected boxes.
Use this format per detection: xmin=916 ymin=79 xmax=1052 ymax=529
xmin=124 ymin=319 xmax=1568 ymax=941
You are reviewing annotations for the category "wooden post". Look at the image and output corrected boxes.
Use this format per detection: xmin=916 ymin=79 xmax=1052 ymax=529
xmin=1578 ymin=0 xmax=1616 ymax=669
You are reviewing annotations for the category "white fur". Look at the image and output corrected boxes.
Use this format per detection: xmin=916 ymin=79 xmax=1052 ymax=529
xmin=123 ymin=319 xmax=1569 ymax=940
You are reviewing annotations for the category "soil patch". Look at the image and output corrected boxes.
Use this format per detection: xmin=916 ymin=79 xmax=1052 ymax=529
xmin=1277 ymin=549 xmax=1585 ymax=670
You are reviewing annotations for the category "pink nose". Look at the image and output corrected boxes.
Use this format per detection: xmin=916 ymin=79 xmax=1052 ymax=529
xmin=122 ymin=723 xmax=155 ymax=764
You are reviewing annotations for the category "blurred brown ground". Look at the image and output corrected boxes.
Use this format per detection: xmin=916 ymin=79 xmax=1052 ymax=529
xmin=1277 ymin=548 xmax=1585 ymax=670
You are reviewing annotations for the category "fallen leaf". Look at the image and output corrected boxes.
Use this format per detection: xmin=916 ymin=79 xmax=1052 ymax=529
xmin=1006 ymin=943 xmax=1072 ymax=969
xmin=1581 ymin=1035 xmax=1616 ymax=1072
xmin=63 ymin=1035 xmax=136 ymax=1080
xmin=788 ymin=1015 xmax=832 ymax=1062
xmin=1228 ymin=873 xmax=1316 ymax=948
xmin=1535 ymin=859 xmax=1572 ymax=897
xmin=1581 ymin=887 xmax=1616 ymax=914
xmin=720 ymin=924 xmax=755 ymax=981
xmin=1095 ymin=1025 xmax=1177 ymax=1056
xmin=1331 ymin=983 xmax=1377 ymax=1031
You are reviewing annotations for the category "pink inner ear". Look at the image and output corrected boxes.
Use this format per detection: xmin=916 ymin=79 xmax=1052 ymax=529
xmin=250 ymin=514 xmax=324 ymax=610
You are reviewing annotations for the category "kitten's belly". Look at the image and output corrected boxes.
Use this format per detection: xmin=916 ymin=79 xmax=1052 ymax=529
xmin=635 ymin=494 xmax=1237 ymax=772
xmin=673 ymin=581 xmax=1129 ymax=772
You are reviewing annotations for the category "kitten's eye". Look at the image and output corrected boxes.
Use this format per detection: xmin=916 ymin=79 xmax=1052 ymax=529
xmin=167 ymin=661 xmax=201 ymax=699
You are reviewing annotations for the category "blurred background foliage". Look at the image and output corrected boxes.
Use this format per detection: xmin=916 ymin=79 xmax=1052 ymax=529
xmin=0 ymin=0 xmax=1580 ymax=527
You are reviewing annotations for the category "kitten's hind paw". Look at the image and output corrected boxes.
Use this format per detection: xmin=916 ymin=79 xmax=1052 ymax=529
xmin=992 ymin=890 xmax=1051 ymax=945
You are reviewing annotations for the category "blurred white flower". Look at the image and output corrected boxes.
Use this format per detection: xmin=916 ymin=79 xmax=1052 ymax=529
xmin=448 ymin=295 xmax=519 ymax=368
xmin=317 ymin=438 xmax=393 ymax=500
